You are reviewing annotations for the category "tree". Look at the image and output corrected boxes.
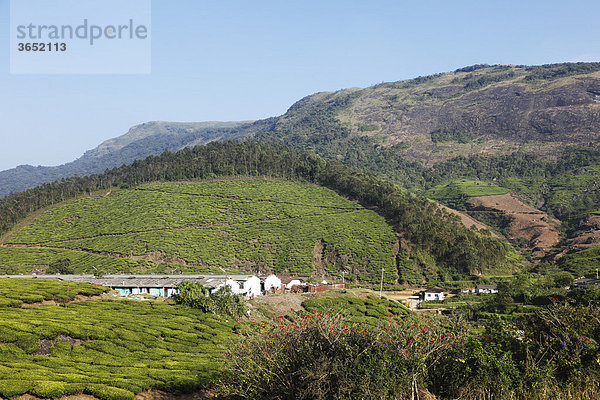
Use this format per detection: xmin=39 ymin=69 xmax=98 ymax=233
xmin=46 ymin=258 xmax=74 ymax=274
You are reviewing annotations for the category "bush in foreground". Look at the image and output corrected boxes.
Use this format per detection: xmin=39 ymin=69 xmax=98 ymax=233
xmin=217 ymin=312 xmax=468 ymax=399
xmin=217 ymin=304 xmax=600 ymax=399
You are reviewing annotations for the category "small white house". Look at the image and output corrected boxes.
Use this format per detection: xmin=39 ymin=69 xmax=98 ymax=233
xmin=279 ymin=276 xmax=303 ymax=289
xmin=234 ymin=275 xmax=262 ymax=298
xmin=262 ymin=275 xmax=282 ymax=292
xmin=200 ymin=275 xmax=261 ymax=298
xmin=422 ymin=287 xmax=444 ymax=301
xmin=205 ymin=278 xmax=241 ymax=295
xmin=474 ymin=284 xmax=498 ymax=294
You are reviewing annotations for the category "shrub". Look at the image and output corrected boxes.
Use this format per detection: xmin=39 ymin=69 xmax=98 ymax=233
xmin=217 ymin=312 xmax=468 ymax=399
xmin=47 ymin=258 xmax=75 ymax=274
xmin=84 ymin=384 xmax=135 ymax=400
xmin=175 ymin=282 xmax=246 ymax=318
xmin=30 ymin=381 xmax=84 ymax=398
xmin=0 ymin=380 xmax=32 ymax=397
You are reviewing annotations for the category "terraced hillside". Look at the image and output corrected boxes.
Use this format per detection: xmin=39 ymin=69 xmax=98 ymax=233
xmin=0 ymin=279 xmax=234 ymax=400
xmin=0 ymin=179 xmax=399 ymax=282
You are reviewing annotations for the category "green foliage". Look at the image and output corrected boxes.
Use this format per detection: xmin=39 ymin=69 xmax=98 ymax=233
xmin=219 ymin=304 xmax=600 ymax=399
xmin=569 ymin=285 xmax=600 ymax=306
xmin=0 ymin=247 xmax=141 ymax=275
xmin=30 ymin=381 xmax=84 ymax=398
xmin=47 ymin=257 xmax=74 ymax=274
xmin=218 ymin=312 xmax=468 ymax=399
xmin=524 ymin=62 xmax=600 ymax=81
xmin=176 ymin=281 xmax=246 ymax=318
xmin=0 ymin=298 xmax=235 ymax=399
xmin=0 ymin=379 xmax=32 ymax=397
xmin=427 ymin=179 xmax=509 ymax=199
xmin=0 ymin=278 xmax=108 ymax=307
xmin=84 ymin=385 xmax=135 ymax=400
xmin=558 ymin=246 xmax=600 ymax=276
xmin=357 ymin=123 xmax=379 ymax=132
xmin=460 ymin=71 xmax=516 ymax=90
xmin=517 ymin=303 xmax=600 ymax=384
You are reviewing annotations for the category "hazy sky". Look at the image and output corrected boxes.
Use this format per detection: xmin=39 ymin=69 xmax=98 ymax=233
xmin=1 ymin=0 xmax=599 ymax=171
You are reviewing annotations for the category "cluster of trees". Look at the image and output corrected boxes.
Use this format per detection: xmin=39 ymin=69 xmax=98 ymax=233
xmin=524 ymin=62 xmax=600 ymax=81
xmin=0 ymin=141 xmax=515 ymax=282
xmin=460 ymin=71 xmax=516 ymax=91
xmin=175 ymin=281 xmax=246 ymax=318
xmin=472 ymin=271 xmax=600 ymax=317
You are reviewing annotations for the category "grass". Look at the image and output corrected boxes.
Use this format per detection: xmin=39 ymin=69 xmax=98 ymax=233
xmin=427 ymin=179 xmax=509 ymax=200
xmin=1 ymin=179 xmax=398 ymax=282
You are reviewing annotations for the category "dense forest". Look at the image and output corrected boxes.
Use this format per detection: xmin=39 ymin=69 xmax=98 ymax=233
xmin=0 ymin=141 xmax=515 ymax=282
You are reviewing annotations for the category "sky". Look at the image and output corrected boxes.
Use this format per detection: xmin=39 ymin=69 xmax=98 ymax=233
xmin=0 ymin=0 xmax=599 ymax=171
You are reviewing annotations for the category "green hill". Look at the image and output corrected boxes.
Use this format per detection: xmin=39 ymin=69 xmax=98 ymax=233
xmin=1 ymin=179 xmax=398 ymax=282
xmin=427 ymin=179 xmax=510 ymax=200
xmin=0 ymin=142 xmax=518 ymax=283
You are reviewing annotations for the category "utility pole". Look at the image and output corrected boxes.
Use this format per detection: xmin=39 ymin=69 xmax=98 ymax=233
xmin=342 ymin=271 xmax=345 ymax=286
xmin=379 ymin=268 xmax=385 ymax=298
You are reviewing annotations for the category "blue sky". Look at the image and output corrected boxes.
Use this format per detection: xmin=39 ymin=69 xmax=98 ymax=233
xmin=1 ymin=0 xmax=599 ymax=171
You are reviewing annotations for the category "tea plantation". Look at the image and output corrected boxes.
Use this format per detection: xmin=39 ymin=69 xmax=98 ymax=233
xmin=1 ymin=179 xmax=398 ymax=281
xmin=0 ymin=280 xmax=236 ymax=400
xmin=0 ymin=278 xmax=108 ymax=307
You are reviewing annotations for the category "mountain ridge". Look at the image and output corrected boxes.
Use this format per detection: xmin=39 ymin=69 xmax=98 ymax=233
xmin=5 ymin=62 xmax=600 ymax=197
xmin=0 ymin=120 xmax=253 ymax=197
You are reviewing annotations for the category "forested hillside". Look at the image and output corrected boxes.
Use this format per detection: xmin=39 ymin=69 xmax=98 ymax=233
xmin=0 ymin=142 xmax=516 ymax=283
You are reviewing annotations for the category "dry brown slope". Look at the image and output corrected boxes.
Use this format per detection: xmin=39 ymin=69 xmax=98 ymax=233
xmin=467 ymin=194 xmax=560 ymax=253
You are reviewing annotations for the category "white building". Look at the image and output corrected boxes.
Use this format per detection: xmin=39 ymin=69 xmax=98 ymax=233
xmin=201 ymin=275 xmax=261 ymax=297
xmin=233 ymin=275 xmax=261 ymax=298
xmin=474 ymin=284 xmax=498 ymax=294
xmin=0 ymin=273 xmax=263 ymax=298
xmin=262 ymin=274 xmax=282 ymax=292
xmin=422 ymin=287 xmax=444 ymax=301
xmin=278 ymin=276 xmax=304 ymax=289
